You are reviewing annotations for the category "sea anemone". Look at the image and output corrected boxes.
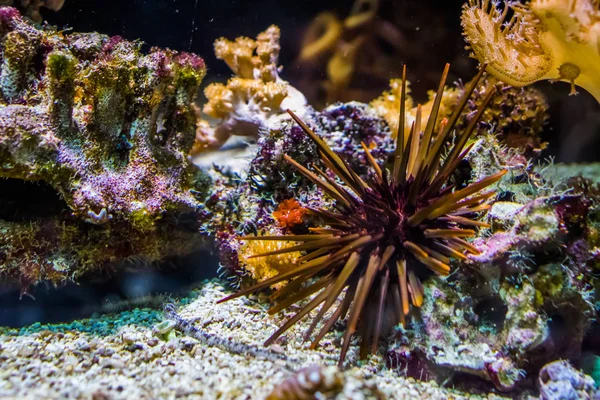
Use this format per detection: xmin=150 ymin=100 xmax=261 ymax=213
xmin=461 ymin=0 xmax=600 ymax=102
xmin=219 ymin=65 xmax=507 ymax=365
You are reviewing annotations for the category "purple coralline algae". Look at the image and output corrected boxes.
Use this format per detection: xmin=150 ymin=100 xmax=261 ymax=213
xmin=0 ymin=7 xmax=208 ymax=291
xmin=538 ymin=360 xmax=597 ymax=400
xmin=317 ymin=101 xmax=394 ymax=176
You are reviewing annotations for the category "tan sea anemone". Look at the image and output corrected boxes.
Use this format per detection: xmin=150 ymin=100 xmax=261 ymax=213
xmin=462 ymin=0 xmax=600 ymax=102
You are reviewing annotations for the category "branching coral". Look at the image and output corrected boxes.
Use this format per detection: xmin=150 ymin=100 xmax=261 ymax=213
xmin=194 ymin=25 xmax=307 ymax=154
xmin=462 ymin=0 xmax=600 ymax=102
xmin=0 ymin=7 xmax=208 ymax=290
xmin=219 ymin=65 xmax=506 ymax=366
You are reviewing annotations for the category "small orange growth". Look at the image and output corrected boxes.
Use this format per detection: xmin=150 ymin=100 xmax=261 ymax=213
xmin=273 ymin=199 xmax=306 ymax=229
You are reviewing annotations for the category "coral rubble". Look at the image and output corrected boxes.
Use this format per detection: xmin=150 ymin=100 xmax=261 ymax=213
xmin=462 ymin=0 xmax=600 ymax=102
xmin=0 ymin=7 xmax=208 ymax=291
xmin=0 ymin=280 xmax=510 ymax=399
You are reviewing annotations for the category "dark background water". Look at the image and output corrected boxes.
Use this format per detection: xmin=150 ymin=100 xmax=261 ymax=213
xmin=1 ymin=0 xmax=599 ymax=327
xmin=47 ymin=0 xmax=464 ymax=80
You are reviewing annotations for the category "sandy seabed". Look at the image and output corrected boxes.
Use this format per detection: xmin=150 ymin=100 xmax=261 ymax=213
xmin=0 ymin=281 xmax=510 ymax=399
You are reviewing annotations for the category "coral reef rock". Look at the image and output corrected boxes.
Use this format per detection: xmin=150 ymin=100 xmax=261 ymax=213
xmin=0 ymin=7 xmax=209 ymax=291
xmin=386 ymin=156 xmax=600 ymax=391
xmin=204 ymin=101 xmax=395 ymax=287
xmin=538 ymin=360 xmax=597 ymax=400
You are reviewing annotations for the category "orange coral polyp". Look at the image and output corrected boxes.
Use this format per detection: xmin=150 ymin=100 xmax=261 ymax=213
xmin=273 ymin=199 xmax=307 ymax=229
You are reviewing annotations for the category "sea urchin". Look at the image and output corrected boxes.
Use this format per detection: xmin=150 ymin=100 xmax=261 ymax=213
xmin=219 ymin=64 xmax=507 ymax=366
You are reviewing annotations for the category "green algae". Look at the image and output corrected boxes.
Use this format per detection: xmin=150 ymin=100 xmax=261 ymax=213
xmin=0 ymin=308 xmax=162 ymax=337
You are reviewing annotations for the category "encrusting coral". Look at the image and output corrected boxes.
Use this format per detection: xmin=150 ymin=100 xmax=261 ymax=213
xmin=237 ymin=230 xmax=302 ymax=288
xmin=0 ymin=7 xmax=208 ymax=291
xmin=218 ymin=64 xmax=507 ymax=366
xmin=461 ymin=0 xmax=600 ymax=102
xmin=192 ymin=25 xmax=307 ymax=154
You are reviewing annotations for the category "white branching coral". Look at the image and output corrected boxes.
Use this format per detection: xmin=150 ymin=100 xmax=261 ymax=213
xmin=461 ymin=0 xmax=600 ymax=102
xmin=193 ymin=25 xmax=307 ymax=154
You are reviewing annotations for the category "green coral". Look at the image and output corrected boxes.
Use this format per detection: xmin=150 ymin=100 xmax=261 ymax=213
xmin=46 ymin=50 xmax=77 ymax=131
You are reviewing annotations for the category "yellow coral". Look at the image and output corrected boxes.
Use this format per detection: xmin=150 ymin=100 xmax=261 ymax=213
xmin=191 ymin=25 xmax=306 ymax=156
xmin=372 ymin=74 xmax=549 ymax=153
xmin=213 ymin=25 xmax=280 ymax=82
xmin=238 ymin=236 xmax=302 ymax=287
xmin=370 ymin=78 xmax=457 ymax=141
xmin=299 ymin=12 xmax=343 ymax=61
xmin=462 ymin=0 xmax=600 ymax=102
xmin=344 ymin=0 xmax=379 ymax=29
xmin=325 ymin=36 xmax=366 ymax=102
xmin=202 ymin=78 xmax=288 ymax=123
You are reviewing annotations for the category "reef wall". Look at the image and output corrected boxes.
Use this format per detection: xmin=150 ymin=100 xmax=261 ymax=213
xmin=0 ymin=7 xmax=209 ymax=293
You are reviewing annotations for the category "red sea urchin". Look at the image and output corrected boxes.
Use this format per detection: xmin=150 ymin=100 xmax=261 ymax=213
xmin=218 ymin=64 xmax=507 ymax=366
